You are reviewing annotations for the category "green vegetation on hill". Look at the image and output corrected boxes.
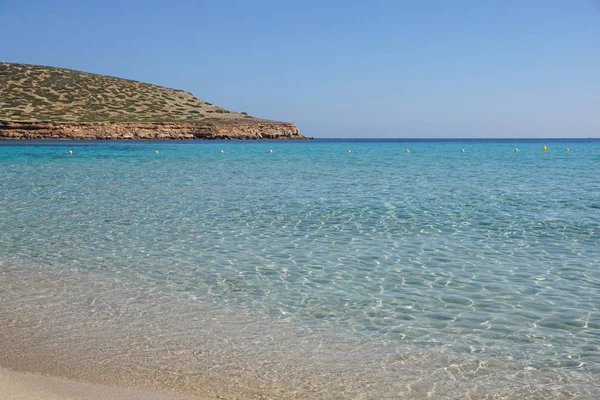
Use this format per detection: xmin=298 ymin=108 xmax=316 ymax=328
xmin=0 ymin=62 xmax=255 ymax=123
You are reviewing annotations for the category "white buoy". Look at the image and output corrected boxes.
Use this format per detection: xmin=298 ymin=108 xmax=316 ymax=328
xmin=269 ymin=149 xmax=273 ymax=153
xmin=461 ymin=149 xmax=465 ymax=153
xmin=220 ymin=149 xmax=224 ymax=153
xmin=514 ymin=148 xmax=519 ymax=152
xmin=68 ymin=150 xmax=73 ymax=155
xmin=405 ymin=149 xmax=410 ymax=153
xmin=155 ymin=150 xmax=159 ymax=154
xmin=566 ymin=148 xmax=570 ymax=152
xmin=348 ymin=149 xmax=352 ymax=153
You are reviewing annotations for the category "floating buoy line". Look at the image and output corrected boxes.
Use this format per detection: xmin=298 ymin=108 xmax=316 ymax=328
xmin=62 ymin=146 xmax=576 ymax=156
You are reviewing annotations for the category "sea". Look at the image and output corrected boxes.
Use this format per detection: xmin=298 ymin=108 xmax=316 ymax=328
xmin=0 ymin=138 xmax=599 ymax=399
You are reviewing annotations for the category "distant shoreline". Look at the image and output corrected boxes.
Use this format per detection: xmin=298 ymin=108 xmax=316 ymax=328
xmin=0 ymin=119 xmax=312 ymax=140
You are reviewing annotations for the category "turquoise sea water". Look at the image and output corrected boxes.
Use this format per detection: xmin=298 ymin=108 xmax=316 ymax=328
xmin=0 ymin=139 xmax=599 ymax=398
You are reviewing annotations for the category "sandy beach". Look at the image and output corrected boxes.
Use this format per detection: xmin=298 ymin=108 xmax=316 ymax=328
xmin=0 ymin=367 xmax=209 ymax=400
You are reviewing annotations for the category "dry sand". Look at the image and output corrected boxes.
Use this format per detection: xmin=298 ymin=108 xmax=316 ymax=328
xmin=0 ymin=367 xmax=209 ymax=400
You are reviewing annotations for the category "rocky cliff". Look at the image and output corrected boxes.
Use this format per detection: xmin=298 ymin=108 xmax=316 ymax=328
xmin=0 ymin=120 xmax=310 ymax=140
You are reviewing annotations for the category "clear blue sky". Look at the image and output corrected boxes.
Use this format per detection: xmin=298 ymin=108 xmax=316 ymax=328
xmin=1 ymin=0 xmax=599 ymax=138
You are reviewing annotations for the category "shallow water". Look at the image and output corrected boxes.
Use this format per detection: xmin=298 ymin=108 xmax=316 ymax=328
xmin=0 ymin=139 xmax=599 ymax=398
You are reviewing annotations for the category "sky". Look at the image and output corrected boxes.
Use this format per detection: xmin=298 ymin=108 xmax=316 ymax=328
xmin=1 ymin=0 xmax=599 ymax=138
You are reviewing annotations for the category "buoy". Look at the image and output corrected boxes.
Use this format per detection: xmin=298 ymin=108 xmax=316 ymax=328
xmin=542 ymin=146 xmax=547 ymax=152
xmin=566 ymin=148 xmax=570 ymax=152
xmin=405 ymin=149 xmax=410 ymax=153
xmin=348 ymin=149 xmax=352 ymax=153
xmin=68 ymin=150 xmax=73 ymax=155
xmin=461 ymin=149 xmax=465 ymax=153
xmin=220 ymin=149 xmax=224 ymax=153
xmin=269 ymin=149 xmax=273 ymax=153
xmin=155 ymin=150 xmax=159 ymax=154
xmin=514 ymin=148 xmax=519 ymax=152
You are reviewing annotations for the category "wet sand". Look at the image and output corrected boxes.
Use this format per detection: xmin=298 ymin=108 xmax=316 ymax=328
xmin=0 ymin=367 xmax=209 ymax=400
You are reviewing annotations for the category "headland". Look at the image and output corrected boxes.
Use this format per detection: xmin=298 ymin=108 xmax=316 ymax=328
xmin=0 ymin=62 xmax=310 ymax=140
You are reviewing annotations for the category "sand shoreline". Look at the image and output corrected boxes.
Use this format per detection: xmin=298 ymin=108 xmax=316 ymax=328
xmin=2 ymin=263 xmax=599 ymax=399
xmin=0 ymin=366 xmax=214 ymax=400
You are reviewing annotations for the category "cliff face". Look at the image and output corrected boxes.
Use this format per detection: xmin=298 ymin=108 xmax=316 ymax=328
xmin=0 ymin=120 xmax=311 ymax=140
